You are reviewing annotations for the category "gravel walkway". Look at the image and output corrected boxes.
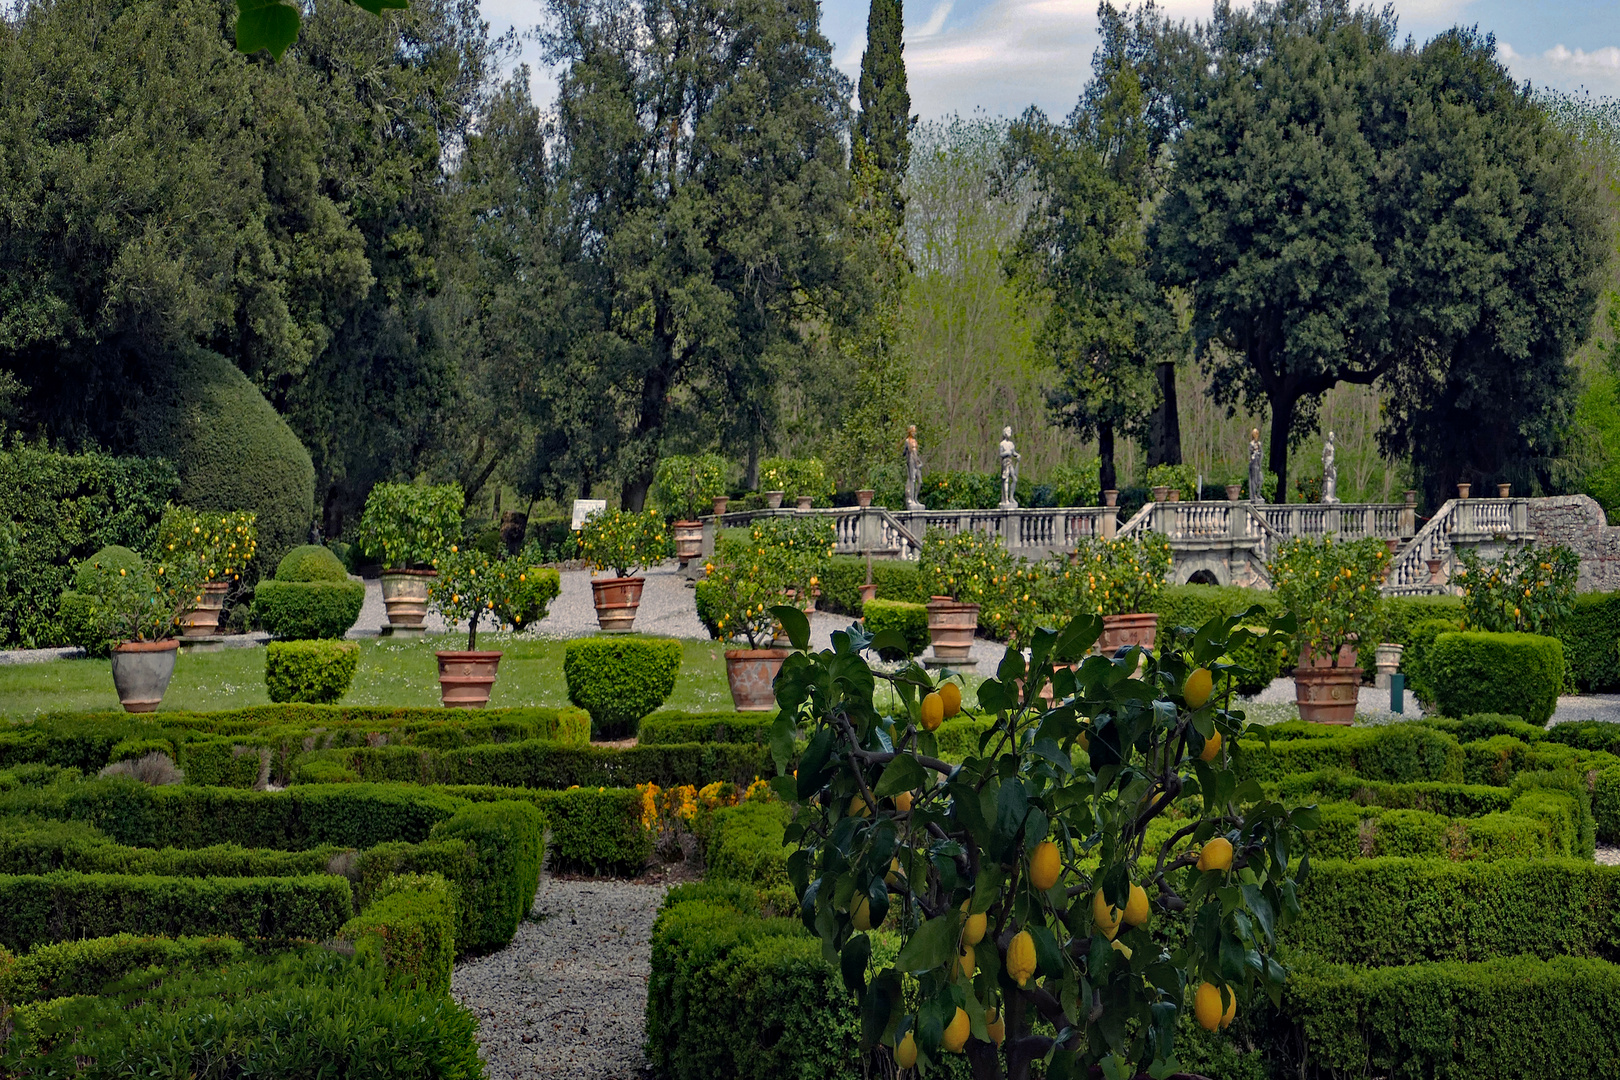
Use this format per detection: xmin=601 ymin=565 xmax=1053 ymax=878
xmin=453 ymin=875 xmax=667 ymax=1079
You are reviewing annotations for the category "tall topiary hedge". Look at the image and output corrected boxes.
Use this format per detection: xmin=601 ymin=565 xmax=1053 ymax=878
xmin=125 ymin=346 xmax=315 ymax=579
xmin=1430 ymin=631 xmax=1564 ymax=726
xmin=563 ymin=637 xmax=683 ymax=738
xmin=1568 ymin=592 xmax=1620 ymax=692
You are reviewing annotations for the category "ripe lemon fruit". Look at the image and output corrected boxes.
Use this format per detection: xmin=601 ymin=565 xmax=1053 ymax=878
xmin=1122 ymin=882 xmax=1150 ymax=928
xmin=849 ymin=795 xmax=871 ymax=818
xmin=886 ymin=858 xmax=904 ymax=887
xmin=1197 ymin=836 xmax=1235 ymax=872
xmin=894 ymin=791 xmax=914 ymax=814
xmin=1110 ymin=938 xmax=1132 ymax=960
xmin=961 ymin=903 xmax=988 ymax=946
xmin=1183 ymin=667 xmax=1214 ymax=709
xmin=896 ymin=1030 xmax=918 ymax=1069
xmin=921 ymin=692 xmax=945 ymax=731
xmin=958 ymin=942 xmax=977 ymax=978
xmin=1091 ymin=889 xmax=1122 ymax=940
xmin=939 ymin=681 xmax=962 ymax=718
xmin=1006 ymin=930 xmax=1037 ymax=986
xmin=1193 ymin=982 xmax=1236 ymax=1031
xmin=1199 ymin=730 xmax=1223 ymax=763
xmin=942 ymin=1006 xmax=971 ymax=1053
xmin=1029 ymin=841 xmax=1061 ymax=891
xmin=852 ymin=895 xmax=880 ymax=931
xmin=986 ymin=1007 xmax=1005 ymax=1045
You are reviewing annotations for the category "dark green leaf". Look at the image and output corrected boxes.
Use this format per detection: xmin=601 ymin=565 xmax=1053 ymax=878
xmin=894 ymin=911 xmax=961 ymax=973
xmin=841 ymin=933 xmax=872 ymax=995
xmin=235 ymin=0 xmax=300 ymax=58
xmin=874 ymin=754 xmax=925 ymax=799
xmin=771 ymin=604 xmax=811 ymax=650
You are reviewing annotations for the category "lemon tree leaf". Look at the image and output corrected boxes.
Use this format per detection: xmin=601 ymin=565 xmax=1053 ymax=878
xmin=894 ymin=910 xmax=961 ymax=973
xmin=873 ymin=754 xmax=924 ymax=799
xmin=235 ymin=0 xmax=300 ymax=58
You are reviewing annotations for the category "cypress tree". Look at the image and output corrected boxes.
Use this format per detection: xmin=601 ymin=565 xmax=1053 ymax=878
xmin=855 ymin=0 xmax=913 ymax=221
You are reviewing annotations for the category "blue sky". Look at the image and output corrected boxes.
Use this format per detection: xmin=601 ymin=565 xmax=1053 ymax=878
xmin=483 ymin=0 xmax=1620 ymax=119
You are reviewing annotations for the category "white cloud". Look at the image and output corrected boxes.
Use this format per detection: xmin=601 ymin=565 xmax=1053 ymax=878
xmin=1499 ymin=41 xmax=1620 ymax=96
xmin=1544 ymin=44 xmax=1620 ymax=71
xmin=908 ymin=1 xmax=954 ymax=40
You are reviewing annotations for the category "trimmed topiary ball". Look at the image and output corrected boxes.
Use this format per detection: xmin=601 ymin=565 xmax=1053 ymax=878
xmin=253 ymin=580 xmax=365 ymax=639
xmin=276 ymin=545 xmax=349 ymax=583
xmin=563 ymin=636 xmax=682 ymax=738
xmin=1430 ymin=631 xmax=1564 ymax=726
xmin=265 ymin=639 xmax=360 ymax=704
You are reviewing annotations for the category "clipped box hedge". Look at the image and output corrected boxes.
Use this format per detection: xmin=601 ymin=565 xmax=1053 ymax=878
xmin=861 ymin=598 xmax=930 ymax=658
xmin=1234 ymin=722 xmax=1465 ymax=784
xmin=0 ymin=932 xmax=249 ymax=1007
xmin=638 ymin=710 xmax=778 ymax=745
xmin=342 ymin=872 xmax=457 ymax=994
xmin=265 ymin=639 xmax=359 ymax=704
xmin=1430 ymin=631 xmax=1564 ymax=726
xmin=1568 ymin=591 xmax=1620 ymax=692
xmin=703 ymin=801 xmax=792 ymax=893
xmin=253 ymin=579 xmax=366 ymax=640
xmin=818 ymin=557 xmax=929 ymax=616
xmin=564 ymin=636 xmax=683 ymax=738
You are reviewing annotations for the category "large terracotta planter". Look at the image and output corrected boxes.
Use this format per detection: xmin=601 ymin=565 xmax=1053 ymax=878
xmin=381 ymin=569 xmax=436 ymax=634
xmin=111 ymin=640 xmax=179 ymax=713
xmin=436 ymin=650 xmax=502 ymax=708
xmin=1099 ymin=612 xmax=1158 ymax=655
xmin=858 ymin=582 xmax=878 ymax=604
xmin=712 ymin=496 xmax=730 ymax=516
xmin=672 ymin=520 xmax=704 ymax=562
xmin=591 ymin=576 xmax=645 ymax=632
xmin=726 ymin=648 xmax=791 ymax=711
xmin=1299 ymin=641 xmax=1359 ymax=669
xmin=178 ymin=581 xmax=229 ymax=637
xmin=856 ymin=489 xmax=875 ymax=507
xmin=926 ymin=598 xmax=980 ymax=664
xmin=1293 ymin=665 xmax=1362 ymax=724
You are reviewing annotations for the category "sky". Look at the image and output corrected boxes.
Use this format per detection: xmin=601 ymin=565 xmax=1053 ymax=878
xmin=482 ymin=0 xmax=1620 ymax=120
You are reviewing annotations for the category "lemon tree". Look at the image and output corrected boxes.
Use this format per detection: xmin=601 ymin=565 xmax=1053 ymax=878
xmin=765 ymin=605 xmax=1313 ymax=1079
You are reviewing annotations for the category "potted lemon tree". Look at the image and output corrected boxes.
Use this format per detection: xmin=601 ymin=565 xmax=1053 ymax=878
xmin=71 ymin=547 xmax=211 ymax=712
xmin=698 ymin=530 xmax=795 ymax=710
xmin=353 ymin=482 xmax=463 ymax=634
xmin=653 ymin=454 xmax=727 ymax=565
xmin=154 ymin=506 xmax=258 ymax=637
xmin=1067 ymin=535 xmax=1172 ymax=654
xmin=1269 ymin=535 xmax=1388 ymax=723
xmin=579 ymin=509 xmax=668 ymax=631
xmin=427 ymin=545 xmax=560 ymax=707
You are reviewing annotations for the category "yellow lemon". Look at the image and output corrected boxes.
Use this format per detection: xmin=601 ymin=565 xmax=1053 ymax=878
xmin=1197 ymin=836 xmax=1235 ymax=873
xmin=1092 ymin=889 xmax=1122 ymax=940
xmin=1029 ymin=841 xmax=1061 ymax=891
xmin=986 ymin=1007 xmax=1005 ymax=1046
xmin=1183 ymin=667 xmax=1214 ymax=709
xmin=1006 ymin=930 xmax=1037 ymax=986
xmin=1110 ymin=938 xmax=1133 ymax=960
xmin=1193 ymin=982 xmax=1236 ymax=1031
xmin=1199 ymin=730 xmax=1223 ymax=763
xmin=849 ymin=795 xmax=871 ymax=818
xmin=1122 ymin=883 xmax=1150 ymax=928
xmin=896 ymin=1030 xmax=918 ymax=1069
xmin=894 ymin=791 xmax=914 ymax=814
xmin=886 ymin=858 xmax=904 ymax=887
xmin=939 ymin=681 xmax=962 ymax=718
xmin=942 ymin=1007 xmax=971 ymax=1053
xmin=958 ymin=942 xmax=976 ymax=979
xmin=921 ymin=692 xmax=945 ymax=731
xmin=962 ymin=905 xmax=988 ymax=946
xmin=852 ymin=895 xmax=880 ymax=931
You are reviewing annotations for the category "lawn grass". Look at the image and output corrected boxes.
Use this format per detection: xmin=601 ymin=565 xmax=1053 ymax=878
xmin=0 ymin=634 xmax=736 ymax=719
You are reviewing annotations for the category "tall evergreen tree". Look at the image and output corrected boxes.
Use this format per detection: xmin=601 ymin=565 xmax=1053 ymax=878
xmin=854 ymin=0 xmax=913 ymax=223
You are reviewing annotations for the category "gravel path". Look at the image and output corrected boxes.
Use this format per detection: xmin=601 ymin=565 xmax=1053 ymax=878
xmin=453 ymin=875 xmax=667 ymax=1079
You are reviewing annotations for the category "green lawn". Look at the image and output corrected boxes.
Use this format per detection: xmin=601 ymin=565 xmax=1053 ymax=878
xmin=0 ymin=634 xmax=737 ymax=718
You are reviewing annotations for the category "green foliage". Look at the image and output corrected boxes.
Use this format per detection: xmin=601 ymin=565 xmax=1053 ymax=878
xmin=151 ymin=506 xmax=259 ymax=585
xmin=0 ymin=819 xmax=337 ymax=879
xmin=653 ymin=454 xmax=729 ymax=520
xmin=0 ymin=446 xmax=178 ymax=649
xmin=1402 ymin=617 xmax=1466 ymax=707
xmin=426 ymin=801 xmax=545 ymax=955
xmin=1456 ymin=543 xmax=1580 ymax=635
xmin=638 ymin=710 xmax=778 ymax=745
xmin=0 ymin=933 xmax=249 ymax=1006
xmin=818 ymin=557 xmax=928 ymax=616
xmin=1146 ymin=464 xmax=1197 ymax=500
xmin=1234 ymin=723 xmax=1465 ymax=784
xmin=342 ymin=873 xmax=457 ymax=995
xmin=1268 ymin=536 xmax=1389 ymax=664
xmin=353 ymin=484 xmax=463 ymax=571
xmin=510 ymin=565 xmax=561 ymax=627
xmin=253 ymin=579 xmax=366 ymax=640
xmin=564 ymin=637 xmax=683 ymax=738
xmin=275 ymin=545 xmax=349 ymax=583
xmin=1430 ymin=632 xmax=1565 ymax=726
xmin=264 ymin=640 xmax=359 ymax=704
xmin=65 ymin=543 xmax=213 ymax=646
xmin=702 ymin=520 xmax=833 ymax=647
xmin=759 ymin=458 xmax=834 ymax=503
xmin=428 ymin=544 xmax=541 ymax=650
xmin=1061 ymin=534 xmax=1173 ymax=617
xmin=0 ymin=870 xmax=352 ymax=954
xmin=704 ymin=801 xmax=793 ymax=891
xmin=1153 ymin=585 xmax=1287 ymax=694
xmin=861 ymin=599 xmax=930 ymax=658
xmin=579 ymin=509 xmax=668 ymax=578
xmin=918 ymin=470 xmax=1000 ymax=510
xmin=1567 ymin=592 xmax=1620 ymax=691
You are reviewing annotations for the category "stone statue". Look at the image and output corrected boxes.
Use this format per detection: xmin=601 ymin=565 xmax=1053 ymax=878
xmin=904 ymin=424 xmax=924 ymax=511
xmin=998 ymin=426 xmax=1021 ymax=509
xmin=1248 ymin=427 xmax=1264 ymax=504
xmin=1322 ymin=430 xmax=1339 ymax=504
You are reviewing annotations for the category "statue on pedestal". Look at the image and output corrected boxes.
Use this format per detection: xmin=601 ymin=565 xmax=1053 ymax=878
xmin=1248 ymin=428 xmax=1265 ymax=504
xmin=903 ymin=424 xmax=924 ymax=511
xmin=998 ymin=426 xmax=1021 ymax=509
xmin=1322 ymin=430 xmax=1339 ymax=504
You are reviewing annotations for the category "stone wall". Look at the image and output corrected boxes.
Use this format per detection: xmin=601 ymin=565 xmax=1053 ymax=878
xmin=1527 ymin=495 xmax=1620 ymax=592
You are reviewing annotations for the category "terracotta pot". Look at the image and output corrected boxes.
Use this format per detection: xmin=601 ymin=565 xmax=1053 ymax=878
xmin=926 ymin=598 xmax=980 ymax=664
xmin=795 ymin=495 xmax=814 ymax=511
xmin=591 ymin=576 xmax=645 ymax=632
xmin=1457 ymin=482 xmax=1472 ymax=500
xmin=1426 ymin=557 xmax=1445 ymax=584
xmin=1167 ymin=490 xmax=1182 ymax=503
xmin=1099 ymin=612 xmax=1158 ymax=655
xmin=713 ymin=496 xmax=730 ymax=516
xmin=111 ymin=639 xmax=179 ymax=713
xmin=1103 ymin=490 xmax=1118 ymax=507
xmin=381 ymin=569 xmax=436 ymax=633
xmin=1298 ymin=641 xmax=1359 ymax=669
xmin=436 ymin=650 xmax=502 ymax=708
xmin=1152 ymin=485 xmax=1171 ymax=503
xmin=1225 ymin=484 xmax=1242 ymax=501
xmin=726 ymin=648 xmax=791 ymax=711
xmin=178 ymin=581 xmax=229 ymax=638
xmin=1497 ymin=483 xmax=1511 ymax=498
xmin=765 ymin=491 xmax=785 ymax=509
xmin=1293 ymin=666 xmax=1362 ymax=724
xmin=856 ymin=489 xmax=875 ymax=508
xmin=858 ymin=582 xmax=878 ymax=604
xmin=672 ymin=520 xmax=703 ymax=561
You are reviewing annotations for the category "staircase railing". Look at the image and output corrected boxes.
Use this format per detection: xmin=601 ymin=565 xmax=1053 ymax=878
xmin=1386 ymin=500 xmax=1459 ymax=592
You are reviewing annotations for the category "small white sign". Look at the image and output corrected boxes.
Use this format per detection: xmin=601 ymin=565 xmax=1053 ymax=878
xmin=570 ymin=499 xmax=608 ymax=530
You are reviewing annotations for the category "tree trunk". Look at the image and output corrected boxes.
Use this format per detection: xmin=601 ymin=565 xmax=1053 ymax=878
xmin=620 ymin=473 xmax=651 ymax=511
xmin=1267 ymin=394 xmax=1294 ymax=505
xmin=746 ymin=437 xmax=760 ymax=492
xmin=1098 ymin=422 xmax=1117 ymax=494
xmin=1148 ymin=361 xmax=1183 ymax=467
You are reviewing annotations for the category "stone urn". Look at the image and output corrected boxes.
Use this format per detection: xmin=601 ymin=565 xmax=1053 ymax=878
xmin=1225 ymin=484 xmax=1242 ymax=501
xmin=1426 ymin=557 xmax=1446 ymax=584
xmin=1373 ymin=643 xmax=1404 ymax=690
xmin=795 ymin=494 xmax=814 ymax=511
xmin=672 ymin=520 xmax=704 ymax=563
xmin=591 ymin=576 xmax=645 ymax=632
xmin=111 ymin=639 xmax=179 ymax=713
xmin=925 ymin=597 xmax=979 ymax=665
xmin=726 ymin=647 xmax=791 ymax=711
xmin=712 ymin=495 xmax=730 ymax=516
xmin=178 ymin=580 xmax=229 ymax=638
xmin=765 ymin=491 xmax=785 ymax=509
xmin=1457 ymin=482 xmax=1472 ymax=500
xmin=1103 ymin=490 xmax=1118 ymax=507
xmin=435 ymin=650 xmax=502 ymax=707
xmin=1098 ymin=612 xmax=1158 ymax=655
xmin=856 ymin=489 xmax=875 ymax=508
xmin=1152 ymin=486 xmax=1171 ymax=503
xmin=1497 ymin=483 xmax=1511 ymax=498
xmin=380 ymin=569 xmax=436 ymax=634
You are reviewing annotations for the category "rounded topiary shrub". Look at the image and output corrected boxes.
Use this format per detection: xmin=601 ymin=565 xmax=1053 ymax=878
xmin=1430 ymin=631 xmax=1564 ymax=726
xmin=265 ymin=639 xmax=360 ymax=704
xmin=58 ymin=545 xmax=146 ymax=656
xmin=276 ymin=545 xmax=349 ymax=583
xmin=861 ymin=598 xmax=930 ymax=659
xmin=563 ymin=637 xmax=682 ymax=739
xmin=253 ymin=580 xmax=365 ymax=639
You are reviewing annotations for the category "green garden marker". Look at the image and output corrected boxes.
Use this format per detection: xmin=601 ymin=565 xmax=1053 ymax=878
xmin=1390 ymin=673 xmax=1405 ymax=715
